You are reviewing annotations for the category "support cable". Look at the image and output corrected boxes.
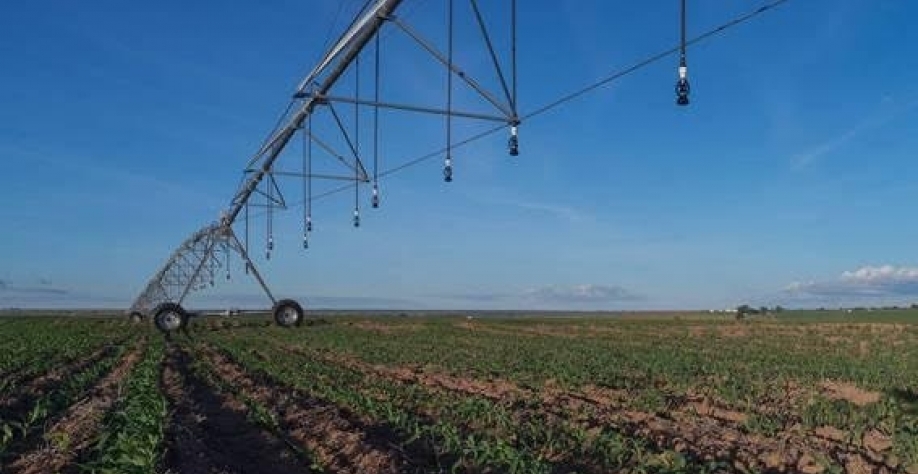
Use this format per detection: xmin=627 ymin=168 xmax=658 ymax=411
xmin=302 ymin=120 xmax=310 ymax=248
xmin=508 ymin=0 xmax=519 ymax=156
xmin=468 ymin=0 xmax=514 ymax=111
xmin=354 ymin=54 xmax=362 ymax=228
xmin=266 ymin=176 xmax=274 ymax=259
xmin=307 ymin=115 xmax=314 ymax=233
xmin=468 ymin=0 xmax=518 ymax=156
xmin=244 ymin=201 xmax=250 ymax=274
xmin=225 ymin=241 xmax=231 ymax=280
xmin=443 ymin=0 xmax=454 ymax=182
xmin=372 ymin=31 xmax=381 ymax=208
xmin=327 ymin=101 xmax=369 ymax=181
xmin=526 ymin=0 xmax=788 ymax=120
xmin=244 ymin=0 xmax=791 ymax=218
xmin=511 ymin=0 xmax=517 ymax=114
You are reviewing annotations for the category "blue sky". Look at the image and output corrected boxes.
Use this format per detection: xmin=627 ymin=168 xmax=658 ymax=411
xmin=2 ymin=0 xmax=918 ymax=310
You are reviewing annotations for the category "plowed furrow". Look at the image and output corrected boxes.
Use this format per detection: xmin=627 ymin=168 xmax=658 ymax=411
xmin=199 ymin=345 xmax=415 ymax=474
xmin=290 ymin=346 xmax=894 ymax=474
xmin=0 ymin=343 xmax=121 ymax=415
xmin=5 ymin=341 xmax=145 ymax=474
xmin=160 ymin=346 xmax=310 ymax=474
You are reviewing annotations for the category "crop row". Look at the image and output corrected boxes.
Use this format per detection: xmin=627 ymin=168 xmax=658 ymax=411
xmin=0 ymin=320 xmax=133 ymax=396
xmin=203 ymin=332 xmax=723 ymax=474
xmin=204 ymin=320 xmax=918 ymax=472
xmin=79 ymin=338 xmax=167 ymax=474
xmin=0 ymin=339 xmax=131 ymax=465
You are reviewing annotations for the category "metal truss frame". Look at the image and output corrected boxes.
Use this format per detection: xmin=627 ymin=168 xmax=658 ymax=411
xmin=129 ymin=0 xmax=521 ymax=321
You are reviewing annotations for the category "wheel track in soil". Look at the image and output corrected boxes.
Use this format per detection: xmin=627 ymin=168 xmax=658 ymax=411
xmin=272 ymin=343 xmax=898 ymax=474
xmin=196 ymin=343 xmax=427 ymax=474
xmin=160 ymin=344 xmax=314 ymax=474
xmin=4 ymin=339 xmax=147 ymax=474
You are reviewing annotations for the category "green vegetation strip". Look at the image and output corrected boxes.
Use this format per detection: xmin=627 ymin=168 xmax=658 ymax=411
xmin=0 ymin=339 xmax=131 ymax=463
xmin=206 ymin=332 xmax=716 ymax=474
xmin=212 ymin=319 xmax=918 ymax=472
xmin=79 ymin=338 xmax=166 ymax=474
xmin=0 ymin=320 xmax=133 ymax=397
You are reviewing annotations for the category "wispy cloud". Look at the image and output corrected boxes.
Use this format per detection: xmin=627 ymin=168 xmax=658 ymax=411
xmin=785 ymin=265 xmax=918 ymax=299
xmin=0 ymin=278 xmax=133 ymax=309
xmin=792 ymin=96 xmax=918 ymax=168
xmin=466 ymin=191 xmax=592 ymax=223
xmin=431 ymin=292 xmax=512 ymax=303
xmin=0 ymin=279 xmax=69 ymax=296
xmin=524 ymin=284 xmax=641 ymax=303
xmin=438 ymin=284 xmax=642 ymax=306
xmin=191 ymin=293 xmax=423 ymax=310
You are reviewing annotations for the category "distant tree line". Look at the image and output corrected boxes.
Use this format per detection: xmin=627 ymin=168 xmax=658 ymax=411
xmin=735 ymin=304 xmax=784 ymax=320
xmin=734 ymin=304 xmax=918 ymax=319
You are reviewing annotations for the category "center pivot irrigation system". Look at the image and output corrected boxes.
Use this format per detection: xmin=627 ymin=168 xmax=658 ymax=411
xmin=128 ymin=0 xmax=791 ymax=333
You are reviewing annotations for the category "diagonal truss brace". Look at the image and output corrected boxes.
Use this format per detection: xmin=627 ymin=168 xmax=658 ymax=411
xmin=129 ymin=223 xmax=275 ymax=315
xmin=130 ymin=0 xmax=523 ymax=317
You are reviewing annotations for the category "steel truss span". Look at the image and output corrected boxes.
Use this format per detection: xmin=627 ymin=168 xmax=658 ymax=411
xmin=128 ymin=0 xmax=793 ymax=332
xmin=130 ymin=0 xmax=522 ymax=332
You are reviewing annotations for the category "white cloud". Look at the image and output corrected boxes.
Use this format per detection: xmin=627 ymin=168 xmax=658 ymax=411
xmin=435 ymin=284 xmax=641 ymax=305
xmin=524 ymin=284 xmax=640 ymax=303
xmin=786 ymin=265 xmax=918 ymax=299
xmin=840 ymin=265 xmax=918 ymax=283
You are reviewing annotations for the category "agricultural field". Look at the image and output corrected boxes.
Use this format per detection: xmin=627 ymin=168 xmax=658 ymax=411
xmin=0 ymin=312 xmax=917 ymax=473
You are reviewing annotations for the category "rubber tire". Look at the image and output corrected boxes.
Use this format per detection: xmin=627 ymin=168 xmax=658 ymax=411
xmin=129 ymin=311 xmax=145 ymax=323
xmin=153 ymin=302 xmax=189 ymax=333
xmin=272 ymin=299 xmax=304 ymax=328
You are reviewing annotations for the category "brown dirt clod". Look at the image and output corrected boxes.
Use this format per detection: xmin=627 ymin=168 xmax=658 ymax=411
xmin=820 ymin=381 xmax=882 ymax=406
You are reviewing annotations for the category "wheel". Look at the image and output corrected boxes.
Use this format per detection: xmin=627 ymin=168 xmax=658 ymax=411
xmin=153 ymin=302 xmax=188 ymax=333
xmin=129 ymin=311 xmax=145 ymax=323
xmin=272 ymin=299 xmax=304 ymax=328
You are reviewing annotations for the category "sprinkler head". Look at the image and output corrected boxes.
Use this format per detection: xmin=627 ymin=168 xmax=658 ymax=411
xmin=675 ymin=65 xmax=690 ymax=106
xmin=443 ymin=157 xmax=453 ymax=182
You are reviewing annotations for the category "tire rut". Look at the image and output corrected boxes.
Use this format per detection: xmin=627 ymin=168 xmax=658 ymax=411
xmin=160 ymin=344 xmax=311 ymax=474
xmin=198 ymin=344 xmax=419 ymax=474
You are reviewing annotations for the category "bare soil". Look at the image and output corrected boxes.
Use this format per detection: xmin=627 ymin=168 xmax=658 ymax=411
xmin=0 ymin=343 xmax=120 ymax=416
xmin=5 ymin=341 xmax=145 ymax=474
xmin=160 ymin=345 xmax=312 ymax=474
xmin=820 ymin=380 xmax=882 ymax=406
xmin=298 ymin=346 xmax=898 ymax=474
xmin=197 ymin=344 xmax=427 ymax=474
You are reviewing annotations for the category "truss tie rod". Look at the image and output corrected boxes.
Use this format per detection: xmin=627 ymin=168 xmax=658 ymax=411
xmin=303 ymin=93 xmax=510 ymax=123
xmin=387 ymin=15 xmax=515 ymax=119
xmin=223 ymin=0 xmax=404 ymax=226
